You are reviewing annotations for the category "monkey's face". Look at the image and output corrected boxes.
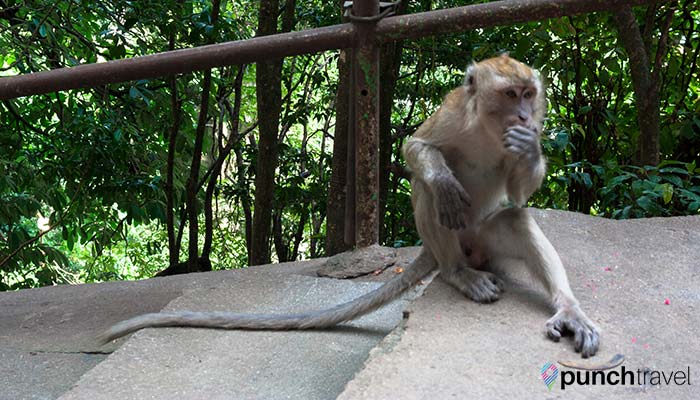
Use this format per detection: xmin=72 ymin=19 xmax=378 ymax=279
xmin=466 ymin=54 xmax=545 ymax=137
xmin=497 ymin=84 xmax=539 ymax=131
xmin=474 ymin=81 xmax=541 ymax=140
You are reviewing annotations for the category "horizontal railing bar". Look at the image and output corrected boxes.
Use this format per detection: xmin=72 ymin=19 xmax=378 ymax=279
xmin=376 ymin=0 xmax=654 ymax=41
xmin=0 ymin=0 xmax=654 ymax=100
xmin=0 ymin=24 xmax=355 ymax=100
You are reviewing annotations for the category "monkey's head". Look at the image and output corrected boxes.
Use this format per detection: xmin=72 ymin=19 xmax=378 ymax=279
xmin=464 ymin=54 xmax=545 ymax=135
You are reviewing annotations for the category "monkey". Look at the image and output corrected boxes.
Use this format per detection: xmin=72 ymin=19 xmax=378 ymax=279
xmin=101 ymin=54 xmax=599 ymax=358
xmin=402 ymin=54 xmax=599 ymax=357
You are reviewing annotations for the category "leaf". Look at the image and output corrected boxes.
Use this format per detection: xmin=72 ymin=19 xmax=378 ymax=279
xmin=604 ymin=56 xmax=620 ymax=73
xmin=582 ymin=173 xmax=593 ymax=188
xmin=662 ymin=175 xmax=683 ymax=188
xmin=552 ymin=131 xmax=570 ymax=151
xmin=621 ymin=205 xmax=632 ymax=219
xmin=110 ymin=44 xmax=126 ymax=59
xmin=657 ymin=183 xmax=674 ymax=204
xmin=659 ymin=167 xmax=689 ymax=176
xmin=40 ymin=245 xmax=71 ymax=269
xmin=129 ymin=86 xmax=142 ymax=99
xmin=35 ymin=267 xmax=57 ymax=285
xmin=514 ymin=37 xmax=530 ymax=59
xmin=606 ymin=174 xmax=629 ymax=188
xmin=689 ymin=202 xmax=700 ymax=213
xmin=679 ymin=189 xmax=700 ymax=201
xmin=636 ymin=196 xmax=653 ymax=211
xmin=123 ymin=17 xmax=138 ymax=30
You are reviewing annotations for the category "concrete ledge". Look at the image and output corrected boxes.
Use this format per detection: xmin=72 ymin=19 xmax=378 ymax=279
xmin=339 ymin=210 xmax=700 ymax=399
xmin=1 ymin=211 xmax=698 ymax=399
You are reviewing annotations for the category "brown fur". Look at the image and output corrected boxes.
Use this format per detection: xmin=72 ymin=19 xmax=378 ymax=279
xmin=403 ymin=55 xmax=600 ymax=357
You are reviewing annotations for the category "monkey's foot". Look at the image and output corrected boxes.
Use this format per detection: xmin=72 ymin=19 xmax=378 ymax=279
xmin=444 ymin=268 xmax=503 ymax=303
xmin=546 ymin=306 xmax=600 ymax=358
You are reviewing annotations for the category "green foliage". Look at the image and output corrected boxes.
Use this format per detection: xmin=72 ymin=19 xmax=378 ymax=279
xmin=0 ymin=0 xmax=698 ymax=290
xmin=597 ymin=161 xmax=700 ymax=218
xmin=537 ymin=130 xmax=700 ymax=218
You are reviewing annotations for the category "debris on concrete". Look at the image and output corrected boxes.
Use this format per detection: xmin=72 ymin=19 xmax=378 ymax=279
xmin=317 ymin=244 xmax=397 ymax=279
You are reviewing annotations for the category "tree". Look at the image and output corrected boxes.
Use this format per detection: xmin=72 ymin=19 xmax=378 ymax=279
xmin=250 ymin=0 xmax=296 ymax=265
xmin=613 ymin=2 xmax=676 ymax=166
xmin=378 ymin=0 xmax=408 ymax=243
xmin=325 ymin=1 xmax=352 ymax=256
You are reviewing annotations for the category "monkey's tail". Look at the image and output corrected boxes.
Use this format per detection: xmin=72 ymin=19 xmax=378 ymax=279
xmin=99 ymin=250 xmax=436 ymax=344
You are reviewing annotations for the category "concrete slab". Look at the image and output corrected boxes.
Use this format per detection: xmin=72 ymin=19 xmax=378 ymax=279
xmin=0 ymin=275 xmax=190 ymax=400
xmin=2 ymin=211 xmax=698 ymax=399
xmin=57 ymin=262 xmax=428 ymax=400
xmin=339 ymin=210 xmax=700 ymax=399
xmin=0 ymin=258 xmax=330 ymax=400
xmin=1 ymin=349 xmax=104 ymax=400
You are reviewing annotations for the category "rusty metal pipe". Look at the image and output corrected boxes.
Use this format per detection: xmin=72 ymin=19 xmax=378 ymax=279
xmin=352 ymin=0 xmax=381 ymax=247
xmin=0 ymin=24 xmax=355 ymax=100
xmin=376 ymin=0 xmax=654 ymax=41
xmin=0 ymin=0 xmax=655 ymax=100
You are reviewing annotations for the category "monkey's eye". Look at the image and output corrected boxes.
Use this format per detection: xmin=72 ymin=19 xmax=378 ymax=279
xmin=523 ymin=90 xmax=533 ymax=99
xmin=505 ymin=90 xmax=517 ymax=98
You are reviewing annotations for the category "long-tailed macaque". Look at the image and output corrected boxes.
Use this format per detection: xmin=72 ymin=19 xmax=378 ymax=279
xmin=101 ymin=55 xmax=599 ymax=358
xmin=403 ymin=54 xmax=599 ymax=357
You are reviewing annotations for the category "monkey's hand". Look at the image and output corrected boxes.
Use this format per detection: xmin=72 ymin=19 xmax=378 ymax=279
xmin=430 ymin=171 xmax=471 ymax=230
xmin=546 ymin=305 xmax=600 ymax=358
xmin=503 ymin=126 xmax=545 ymax=205
xmin=503 ymin=125 xmax=542 ymax=170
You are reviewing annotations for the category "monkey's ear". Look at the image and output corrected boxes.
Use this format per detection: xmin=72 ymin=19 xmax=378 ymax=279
xmin=464 ymin=64 xmax=477 ymax=94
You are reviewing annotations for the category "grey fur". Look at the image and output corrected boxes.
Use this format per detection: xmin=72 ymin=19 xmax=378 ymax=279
xmin=100 ymin=250 xmax=435 ymax=344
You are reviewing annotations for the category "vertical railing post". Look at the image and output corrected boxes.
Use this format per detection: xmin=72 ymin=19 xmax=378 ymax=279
xmin=350 ymin=0 xmax=380 ymax=247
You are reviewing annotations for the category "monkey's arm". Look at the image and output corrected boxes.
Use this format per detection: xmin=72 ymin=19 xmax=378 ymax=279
xmin=401 ymin=87 xmax=469 ymax=183
xmin=403 ymin=138 xmax=471 ymax=230
xmin=503 ymin=126 xmax=546 ymax=206
xmin=99 ymin=250 xmax=436 ymax=344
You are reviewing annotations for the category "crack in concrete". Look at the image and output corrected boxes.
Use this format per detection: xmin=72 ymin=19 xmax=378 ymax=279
xmin=1 ymin=347 xmax=112 ymax=355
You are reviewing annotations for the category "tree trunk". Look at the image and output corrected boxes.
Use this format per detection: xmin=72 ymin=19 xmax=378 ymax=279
xmin=165 ymin=0 xmax=185 ymax=268
xmin=613 ymin=5 xmax=669 ymax=166
xmin=183 ymin=70 xmax=212 ymax=271
xmin=234 ymin=143 xmax=253 ymax=259
xmin=179 ymin=0 xmax=221 ymax=272
xmin=378 ymin=0 xmax=407 ymax=243
xmin=165 ymin=53 xmax=182 ymax=268
xmin=325 ymin=1 xmax=352 ymax=256
xmin=272 ymin=208 xmax=289 ymax=262
xmin=202 ymin=66 xmax=245 ymax=260
xmin=310 ymin=109 xmax=332 ymax=258
xmin=250 ymin=0 xmax=295 ymax=265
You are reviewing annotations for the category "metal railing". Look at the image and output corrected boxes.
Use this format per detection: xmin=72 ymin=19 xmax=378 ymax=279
xmin=0 ymin=0 xmax=655 ymax=247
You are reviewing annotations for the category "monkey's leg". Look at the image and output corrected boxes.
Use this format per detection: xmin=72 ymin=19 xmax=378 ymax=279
xmin=480 ymin=208 xmax=600 ymax=357
xmin=412 ymin=182 xmax=502 ymax=303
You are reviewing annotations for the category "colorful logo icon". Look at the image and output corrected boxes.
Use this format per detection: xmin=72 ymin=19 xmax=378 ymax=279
xmin=540 ymin=362 xmax=559 ymax=390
